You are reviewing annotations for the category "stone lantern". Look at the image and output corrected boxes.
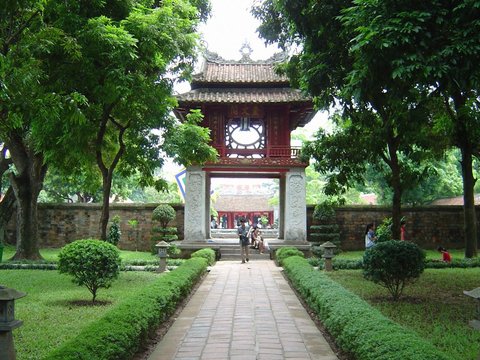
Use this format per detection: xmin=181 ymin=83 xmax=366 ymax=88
xmin=0 ymin=286 xmax=26 ymax=360
xmin=463 ymin=287 xmax=480 ymax=330
xmin=320 ymin=241 xmax=337 ymax=272
xmin=155 ymin=241 xmax=170 ymax=273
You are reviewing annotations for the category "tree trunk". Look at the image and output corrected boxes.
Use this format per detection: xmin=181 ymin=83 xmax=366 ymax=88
xmin=8 ymin=157 xmax=46 ymax=260
xmin=0 ymin=187 xmax=16 ymax=245
xmin=99 ymin=174 xmax=113 ymax=240
xmin=461 ymin=147 xmax=477 ymax=258
xmin=387 ymin=135 xmax=402 ymax=240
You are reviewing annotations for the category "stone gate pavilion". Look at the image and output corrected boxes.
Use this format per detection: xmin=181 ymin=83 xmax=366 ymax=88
xmin=174 ymin=49 xmax=315 ymax=247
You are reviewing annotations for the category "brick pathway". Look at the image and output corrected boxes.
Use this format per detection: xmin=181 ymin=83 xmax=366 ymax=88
xmin=148 ymin=260 xmax=338 ymax=360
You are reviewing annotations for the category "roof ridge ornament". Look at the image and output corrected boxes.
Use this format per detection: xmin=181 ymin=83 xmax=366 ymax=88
xmin=239 ymin=42 xmax=253 ymax=62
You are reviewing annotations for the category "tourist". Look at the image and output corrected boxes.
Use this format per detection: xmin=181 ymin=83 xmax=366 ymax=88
xmin=365 ymin=223 xmax=377 ymax=249
xmin=210 ymin=216 xmax=217 ymax=229
xmin=437 ymin=246 xmax=452 ymax=262
xmin=251 ymin=226 xmax=265 ymax=253
xmin=400 ymin=219 xmax=406 ymax=240
xmin=238 ymin=218 xmax=250 ymax=263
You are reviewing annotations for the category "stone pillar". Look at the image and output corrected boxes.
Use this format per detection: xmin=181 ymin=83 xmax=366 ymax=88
xmin=284 ymin=168 xmax=307 ymax=242
xmin=278 ymin=175 xmax=286 ymax=239
xmin=184 ymin=166 xmax=208 ymax=242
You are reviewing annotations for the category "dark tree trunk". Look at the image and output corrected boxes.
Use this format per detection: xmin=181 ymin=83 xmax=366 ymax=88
xmin=461 ymin=146 xmax=477 ymax=258
xmin=452 ymin=93 xmax=478 ymax=258
xmin=386 ymin=132 xmax=402 ymax=240
xmin=9 ymin=155 xmax=46 ymax=260
xmin=0 ymin=187 xmax=16 ymax=245
xmin=99 ymin=174 xmax=112 ymax=240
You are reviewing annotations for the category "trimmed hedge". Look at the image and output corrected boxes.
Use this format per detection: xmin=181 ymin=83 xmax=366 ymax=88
xmin=190 ymin=248 xmax=216 ymax=266
xmin=282 ymin=256 xmax=450 ymax=360
xmin=275 ymin=246 xmax=304 ymax=266
xmin=44 ymin=256 xmax=208 ymax=360
xmin=307 ymin=257 xmax=480 ymax=270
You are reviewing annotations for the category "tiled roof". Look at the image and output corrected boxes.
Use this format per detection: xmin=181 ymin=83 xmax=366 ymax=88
xmin=192 ymin=62 xmax=288 ymax=85
xmin=176 ymin=87 xmax=310 ymax=104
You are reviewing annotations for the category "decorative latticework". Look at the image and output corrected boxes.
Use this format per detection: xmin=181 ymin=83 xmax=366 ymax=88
xmin=225 ymin=117 xmax=266 ymax=158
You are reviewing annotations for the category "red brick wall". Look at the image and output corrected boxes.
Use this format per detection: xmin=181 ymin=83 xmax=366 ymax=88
xmin=5 ymin=203 xmax=478 ymax=251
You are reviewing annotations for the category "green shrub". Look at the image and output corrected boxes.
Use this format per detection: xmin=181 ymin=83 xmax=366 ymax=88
xmin=310 ymin=201 xmax=341 ymax=252
xmin=152 ymin=204 xmax=176 ymax=228
xmin=376 ymin=217 xmax=392 ymax=243
xmin=191 ymin=248 xmax=216 ymax=266
xmin=107 ymin=215 xmax=121 ymax=246
xmin=276 ymin=246 xmax=304 ymax=266
xmin=58 ymin=239 xmax=121 ymax=303
xmin=45 ymin=257 xmax=208 ymax=360
xmin=151 ymin=205 xmax=178 ymax=254
xmin=282 ymin=256 xmax=449 ymax=360
xmin=363 ymin=240 xmax=425 ymax=300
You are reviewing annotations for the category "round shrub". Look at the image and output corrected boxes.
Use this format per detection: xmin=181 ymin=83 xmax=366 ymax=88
xmin=276 ymin=246 xmax=304 ymax=266
xmin=363 ymin=240 xmax=425 ymax=300
xmin=152 ymin=204 xmax=176 ymax=228
xmin=58 ymin=239 xmax=121 ymax=303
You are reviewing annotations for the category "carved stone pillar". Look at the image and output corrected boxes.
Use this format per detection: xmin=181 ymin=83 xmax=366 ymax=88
xmin=284 ymin=168 xmax=307 ymax=242
xmin=184 ymin=166 xmax=208 ymax=242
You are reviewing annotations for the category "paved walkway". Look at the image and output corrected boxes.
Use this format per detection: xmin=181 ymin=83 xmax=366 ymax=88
xmin=148 ymin=260 xmax=338 ymax=360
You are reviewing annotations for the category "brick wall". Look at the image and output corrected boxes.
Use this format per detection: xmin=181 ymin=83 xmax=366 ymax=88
xmin=307 ymin=205 xmax=480 ymax=250
xmin=5 ymin=203 xmax=479 ymax=251
xmin=6 ymin=203 xmax=185 ymax=251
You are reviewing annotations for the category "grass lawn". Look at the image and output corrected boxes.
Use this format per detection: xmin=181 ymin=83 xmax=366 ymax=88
xmin=2 ymin=245 xmax=158 ymax=263
xmin=327 ymin=268 xmax=480 ymax=360
xmin=1 ymin=270 xmax=160 ymax=360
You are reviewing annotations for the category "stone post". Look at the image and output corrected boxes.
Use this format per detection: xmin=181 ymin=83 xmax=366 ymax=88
xmin=284 ymin=168 xmax=307 ymax=242
xmin=184 ymin=166 xmax=208 ymax=242
xmin=0 ymin=286 xmax=26 ymax=360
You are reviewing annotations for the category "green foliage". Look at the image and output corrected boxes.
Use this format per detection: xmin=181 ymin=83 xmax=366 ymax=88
xmin=163 ymin=109 xmax=218 ymax=167
xmin=281 ymin=256 xmax=450 ymax=360
xmin=310 ymin=201 xmax=341 ymax=253
xmin=190 ymin=248 xmax=216 ymax=266
xmin=312 ymin=201 xmax=337 ymax=223
xmin=45 ymin=257 xmax=208 ymax=360
xmin=275 ymin=247 xmax=304 ymax=266
xmin=151 ymin=204 xmax=178 ymax=253
xmin=58 ymin=240 xmax=121 ymax=303
xmin=106 ymin=215 xmax=122 ymax=246
xmin=363 ymin=241 xmax=426 ymax=300
xmin=152 ymin=204 xmax=176 ymax=228
xmin=1 ymin=270 xmax=160 ymax=360
xmin=375 ymin=217 xmax=393 ymax=243
xmin=329 ymin=268 xmax=480 ymax=360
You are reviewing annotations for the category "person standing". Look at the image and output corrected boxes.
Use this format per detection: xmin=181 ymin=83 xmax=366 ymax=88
xmin=238 ymin=218 xmax=250 ymax=263
xmin=365 ymin=223 xmax=377 ymax=249
xmin=400 ymin=220 xmax=407 ymax=240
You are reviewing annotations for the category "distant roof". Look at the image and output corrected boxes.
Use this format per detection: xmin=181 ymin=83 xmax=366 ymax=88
xmin=215 ymin=195 xmax=274 ymax=212
xmin=429 ymin=195 xmax=480 ymax=206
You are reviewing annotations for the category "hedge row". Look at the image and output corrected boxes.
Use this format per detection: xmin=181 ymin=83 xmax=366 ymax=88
xmin=282 ymin=256 xmax=450 ymax=360
xmin=44 ymin=253 xmax=211 ymax=360
xmin=307 ymin=257 xmax=480 ymax=270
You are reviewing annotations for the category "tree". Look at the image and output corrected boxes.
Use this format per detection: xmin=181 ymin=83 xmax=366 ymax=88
xmin=43 ymin=0 xmax=214 ymax=240
xmin=0 ymin=1 xmax=84 ymax=259
xmin=339 ymin=0 xmax=480 ymax=257
xmin=363 ymin=240 xmax=426 ymax=301
xmin=58 ymin=239 xmax=121 ymax=304
xmin=254 ymin=0 xmax=444 ymax=240
xmin=1 ymin=0 xmax=214 ymax=259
